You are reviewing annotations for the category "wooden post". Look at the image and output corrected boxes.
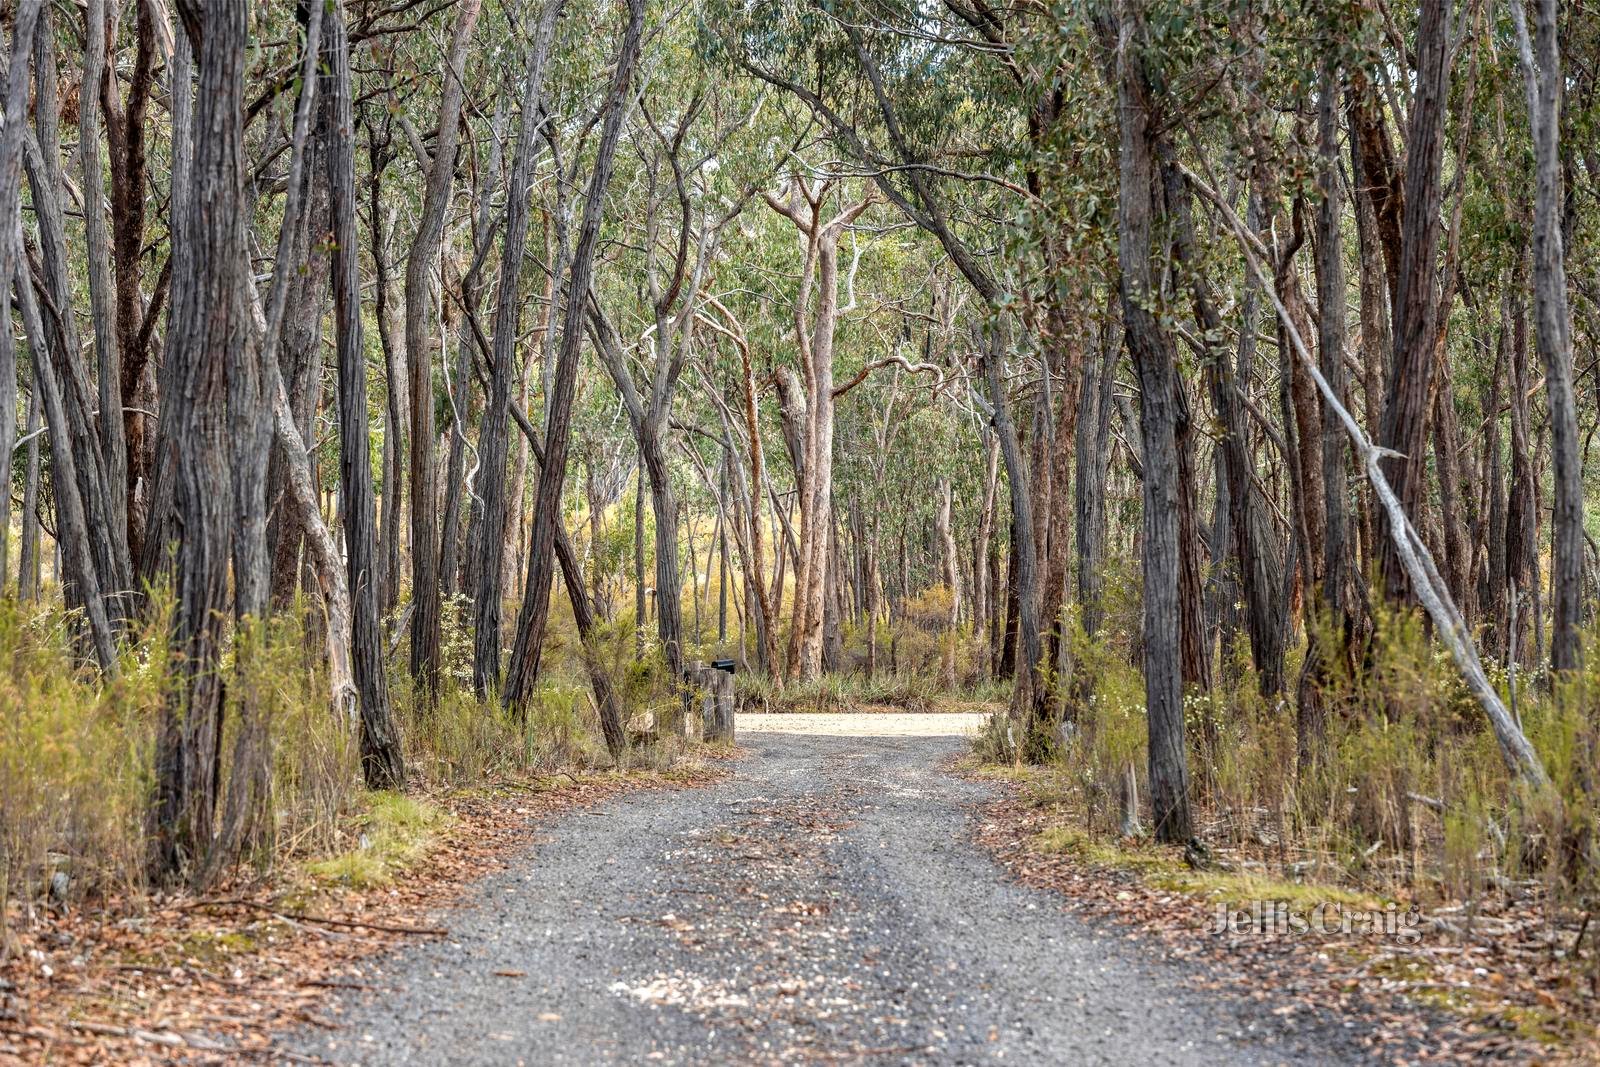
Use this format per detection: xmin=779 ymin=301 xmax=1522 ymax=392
xmin=705 ymin=670 xmax=735 ymax=743
xmin=684 ymin=660 xmax=705 ymax=742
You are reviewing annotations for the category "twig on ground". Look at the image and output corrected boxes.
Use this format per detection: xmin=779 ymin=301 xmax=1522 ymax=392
xmin=189 ymin=898 xmax=448 ymax=937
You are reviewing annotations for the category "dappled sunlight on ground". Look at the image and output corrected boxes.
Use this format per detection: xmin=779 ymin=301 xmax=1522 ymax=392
xmin=736 ymin=711 xmax=988 ymax=736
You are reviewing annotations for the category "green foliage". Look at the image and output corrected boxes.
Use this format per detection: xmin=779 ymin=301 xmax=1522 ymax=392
xmin=0 ymin=600 xmax=160 ymax=921
xmin=306 ymin=792 xmax=450 ymax=889
xmin=735 ymin=666 xmax=1005 ymax=717
xmin=985 ymin=595 xmax=1600 ymax=907
xmin=0 ymin=593 xmax=360 ymax=919
xmin=0 ymin=580 xmax=650 ymax=935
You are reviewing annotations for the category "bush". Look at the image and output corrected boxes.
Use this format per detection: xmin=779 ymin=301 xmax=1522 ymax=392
xmin=0 ymin=578 xmax=668 ymax=947
xmin=984 ymin=596 xmax=1600 ymax=906
xmin=0 ymin=601 xmax=159 ymax=931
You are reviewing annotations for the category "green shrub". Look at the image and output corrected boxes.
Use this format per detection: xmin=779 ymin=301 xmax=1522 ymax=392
xmin=0 ymin=601 xmax=159 ymax=926
xmin=306 ymin=791 xmax=450 ymax=888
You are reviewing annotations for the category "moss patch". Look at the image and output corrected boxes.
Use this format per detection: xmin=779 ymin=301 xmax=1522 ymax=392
xmin=306 ymin=791 xmax=451 ymax=888
xmin=1030 ymin=826 xmax=1184 ymax=876
xmin=1148 ymin=870 xmax=1385 ymax=912
xmin=177 ymin=928 xmax=262 ymax=964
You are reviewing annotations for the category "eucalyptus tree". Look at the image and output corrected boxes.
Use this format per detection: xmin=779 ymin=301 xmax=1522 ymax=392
xmin=404 ymin=0 xmax=484 ymax=695
xmin=1511 ymin=0 xmax=1584 ymax=674
xmin=445 ymin=84 xmax=514 ymax=605
xmin=1107 ymin=1 xmax=1193 ymax=843
xmin=81 ymin=0 xmax=129 ymax=572
xmin=1375 ymin=0 xmax=1452 ymax=603
xmin=0 ymin=0 xmax=40 ymax=592
xmin=763 ymin=177 xmax=872 ymax=682
xmin=11 ymin=0 xmax=126 ymax=667
xmin=152 ymin=0 xmax=251 ymax=879
xmin=26 ymin=2 xmax=131 ymax=636
xmin=696 ymin=295 xmax=780 ymax=673
xmin=323 ymin=0 xmax=405 ymax=787
xmin=587 ymin=75 xmax=764 ymax=695
xmin=504 ymin=0 xmax=648 ymax=709
xmin=101 ymin=0 xmax=163 ymax=565
xmin=473 ymin=0 xmax=566 ymax=697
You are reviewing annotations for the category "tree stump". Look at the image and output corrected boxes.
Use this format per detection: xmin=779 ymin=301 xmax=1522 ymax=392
xmin=704 ymin=670 xmax=735 ymax=743
xmin=680 ymin=664 xmax=735 ymax=744
xmin=682 ymin=661 xmax=706 ymax=743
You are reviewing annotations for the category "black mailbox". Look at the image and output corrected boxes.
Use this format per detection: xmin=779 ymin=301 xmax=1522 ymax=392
xmin=710 ymin=659 xmax=737 ymax=675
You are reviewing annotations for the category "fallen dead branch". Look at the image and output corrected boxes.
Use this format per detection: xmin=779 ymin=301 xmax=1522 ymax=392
xmin=189 ymin=896 xmax=449 ymax=936
xmin=1179 ymin=161 xmax=1551 ymax=790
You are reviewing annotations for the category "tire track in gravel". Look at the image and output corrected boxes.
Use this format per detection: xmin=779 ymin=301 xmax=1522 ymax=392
xmin=280 ymin=717 xmax=1423 ymax=1065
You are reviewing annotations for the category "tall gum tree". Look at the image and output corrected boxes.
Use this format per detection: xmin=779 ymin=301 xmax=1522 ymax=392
xmin=1111 ymin=3 xmax=1192 ymax=844
xmin=403 ymin=0 xmax=483 ymax=695
xmin=503 ymin=0 xmax=647 ymax=710
xmin=588 ymin=85 xmax=762 ymax=697
xmin=764 ymin=177 xmax=872 ymax=683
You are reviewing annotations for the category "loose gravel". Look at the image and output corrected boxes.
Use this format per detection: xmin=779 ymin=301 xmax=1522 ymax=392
xmin=282 ymin=715 xmax=1403 ymax=1065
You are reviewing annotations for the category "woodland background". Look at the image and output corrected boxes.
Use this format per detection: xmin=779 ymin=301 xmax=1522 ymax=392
xmin=0 ymin=0 xmax=1597 ymax=1022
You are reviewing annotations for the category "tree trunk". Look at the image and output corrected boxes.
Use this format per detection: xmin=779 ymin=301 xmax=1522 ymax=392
xmin=975 ymin=432 xmax=1000 ymax=665
xmin=1432 ymin=356 xmax=1468 ymax=607
xmin=0 ymin=0 xmax=41 ymax=591
xmin=16 ymin=263 xmax=117 ymax=670
xmin=1305 ymin=61 xmax=1357 ymax=771
xmin=81 ymin=0 xmax=131 ymax=582
xmin=999 ymin=532 xmax=1019 ymax=678
xmin=25 ymin=10 xmax=131 ymax=629
xmin=1512 ymin=0 xmax=1583 ymax=673
xmin=152 ymin=0 xmax=248 ymax=880
xmin=1377 ymin=0 xmax=1451 ymax=603
xmin=1166 ymin=164 xmax=1285 ymax=697
xmin=984 ymin=331 xmax=1049 ymax=753
xmin=473 ymin=1 xmax=563 ymax=694
xmin=266 ymin=133 xmax=330 ymax=609
xmin=937 ymin=478 xmax=960 ymax=689
xmin=1075 ymin=317 xmax=1118 ymax=642
xmin=135 ymin=17 xmax=194 ymax=597
xmin=453 ymin=96 xmax=514 ymax=604
xmin=102 ymin=0 xmax=159 ymax=565
xmin=323 ymin=0 xmax=404 ymax=789
xmin=1505 ymin=275 xmax=1540 ymax=667
xmin=733 ymin=311 xmax=780 ymax=675
xmin=717 ymin=475 xmax=730 ymax=643
xmin=1176 ymin=392 xmax=1210 ymax=692
xmin=641 ymin=426 xmax=685 ymax=684
xmin=369 ymin=142 xmax=406 ymax=615
xmin=504 ymin=0 xmax=645 ymax=709
xmin=1115 ymin=11 xmax=1192 ymax=842
xmin=403 ymin=0 xmax=482 ymax=693
xmin=506 ymin=402 xmax=627 ymax=758
xmin=19 ymin=387 xmax=41 ymax=601
xmin=635 ymin=454 xmax=647 ymax=655
xmin=765 ymin=183 xmax=872 ymax=682
xmin=1480 ymin=298 xmax=1510 ymax=654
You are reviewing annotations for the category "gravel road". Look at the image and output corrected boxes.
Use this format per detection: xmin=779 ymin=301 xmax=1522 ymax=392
xmin=283 ymin=714 xmax=1398 ymax=1065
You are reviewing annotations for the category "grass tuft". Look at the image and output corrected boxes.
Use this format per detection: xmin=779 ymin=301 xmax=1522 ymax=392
xmin=305 ymin=792 xmax=451 ymax=889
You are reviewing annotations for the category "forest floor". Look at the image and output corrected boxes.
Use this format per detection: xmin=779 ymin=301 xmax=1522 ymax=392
xmin=272 ymin=713 xmax=1475 ymax=1066
xmin=0 ymin=764 xmax=726 ymax=1066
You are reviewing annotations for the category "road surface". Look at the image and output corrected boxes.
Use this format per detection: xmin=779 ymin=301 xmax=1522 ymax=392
xmin=284 ymin=713 xmax=1404 ymax=1065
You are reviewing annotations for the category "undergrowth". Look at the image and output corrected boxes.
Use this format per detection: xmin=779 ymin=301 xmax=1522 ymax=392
xmin=0 ymin=580 xmax=714 ymax=952
xmin=305 ymin=792 xmax=450 ymax=889
xmin=971 ymin=590 xmax=1600 ymax=914
xmin=735 ymin=668 xmax=1008 ymax=714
